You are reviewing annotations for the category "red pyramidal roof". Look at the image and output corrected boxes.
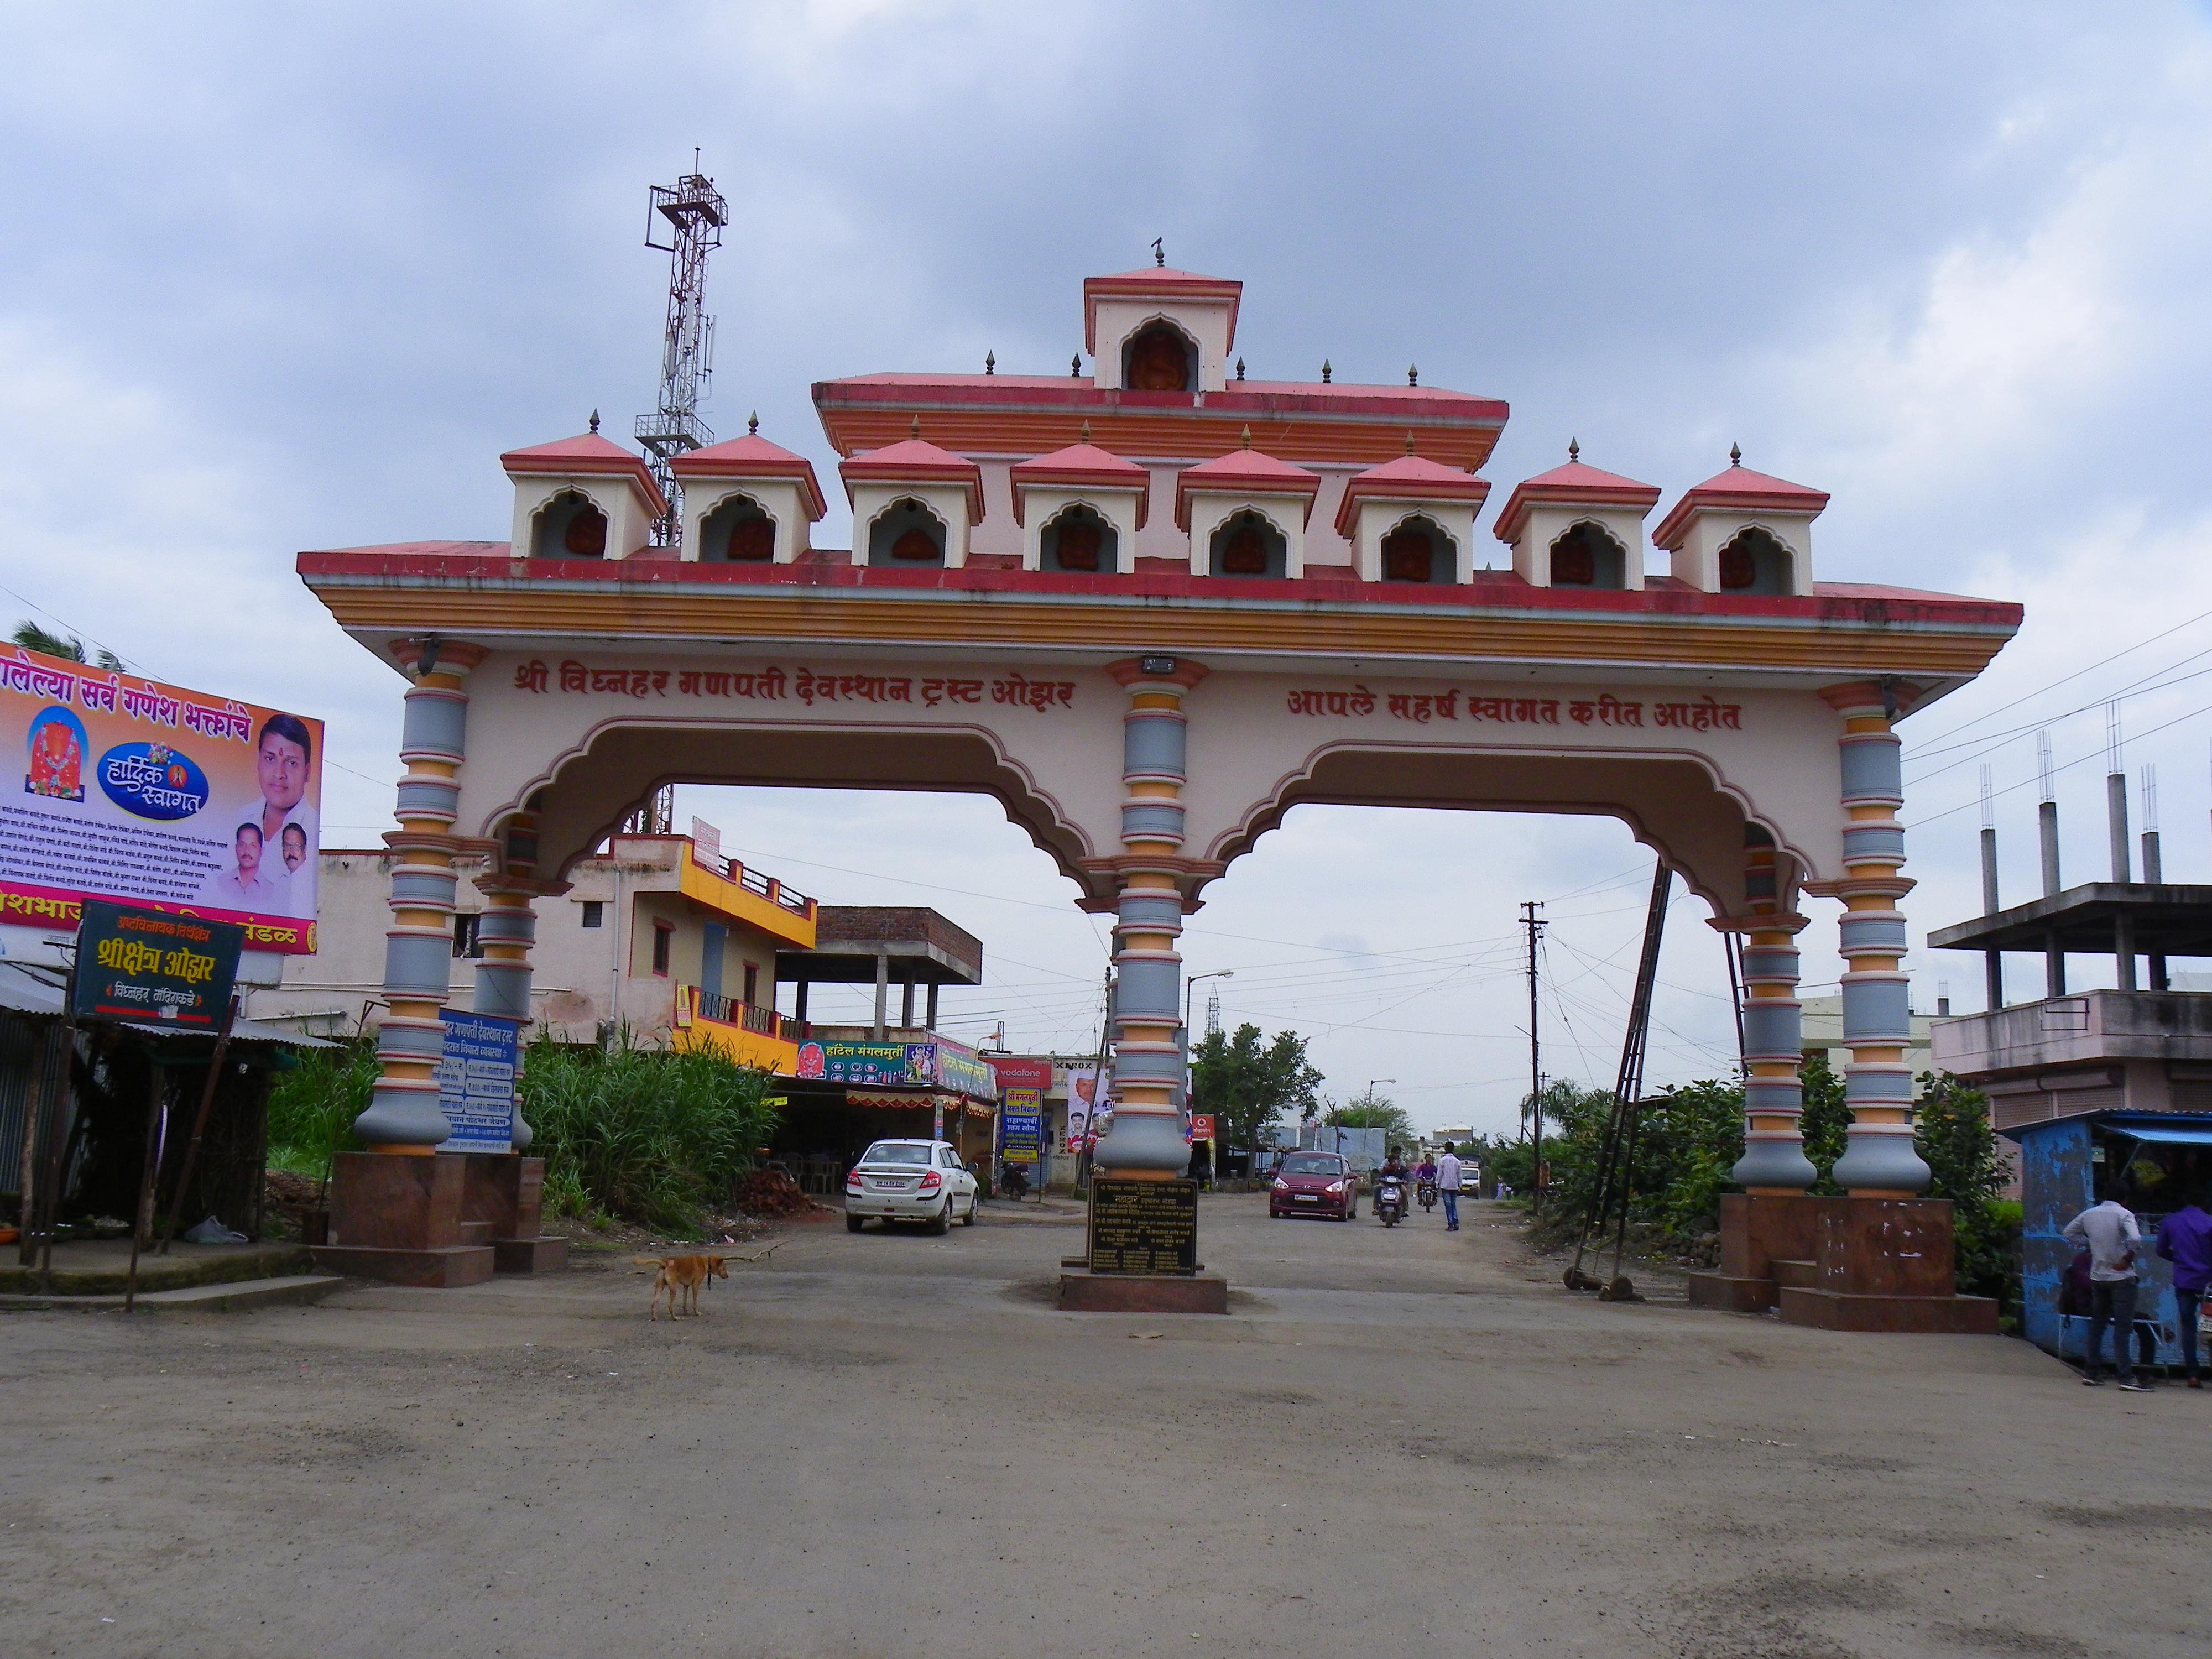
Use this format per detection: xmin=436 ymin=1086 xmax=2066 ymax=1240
xmin=1652 ymin=453 xmax=1829 ymax=551
xmin=1009 ymin=441 xmax=1151 ymax=529
xmin=838 ymin=437 xmax=985 ymax=520
xmin=1175 ymin=444 xmax=1320 ymax=530
xmin=671 ymin=431 xmax=828 ymax=520
xmin=1333 ymin=452 xmax=1491 ymax=539
xmin=1491 ymin=455 xmax=1661 ymax=545
xmin=499 ymin=429 xmax=667 ymax=517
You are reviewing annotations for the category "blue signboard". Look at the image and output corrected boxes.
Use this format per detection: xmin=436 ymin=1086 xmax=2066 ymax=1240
xmin=437 ymin=1008 xmax=521 ymax=1154
xmin=1001 ymin=1108 xmax=1044 ymax=1161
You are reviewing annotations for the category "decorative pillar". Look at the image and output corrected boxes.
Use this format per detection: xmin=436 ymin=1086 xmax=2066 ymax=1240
xmin=1725 ymin=826 xmax=1816 ymax=1193
xmin=354 ymin=639 xmax=487 ymax=1152
xmin=1820 ymin=682 xmax=1930 ymax=1196
xmin=474 ymin=799 xmax=545 ymax=1151
xmin=1094 ymin=656 xmax=1207 ymax=1176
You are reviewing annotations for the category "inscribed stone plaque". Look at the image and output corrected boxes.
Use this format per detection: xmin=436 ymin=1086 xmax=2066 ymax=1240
xmin=1087 ymin=1178 xmax=1199 ymax=1276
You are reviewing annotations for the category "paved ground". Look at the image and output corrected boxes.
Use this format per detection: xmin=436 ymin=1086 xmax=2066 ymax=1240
xmin=2 ymin=1193 xmax=2202 ymax=1658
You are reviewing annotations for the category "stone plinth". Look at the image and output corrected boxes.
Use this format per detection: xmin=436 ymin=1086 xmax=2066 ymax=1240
xmin=461 ymin=1154 xmax=568 ymax=1275
xmin=1686 ymin=1193 xmax=1999 ymax=1334
xmin=1058 ymin=1269 xmax=1228 ymax=1314
xmin=312 ymin=1152 xmax=494 ymax=1287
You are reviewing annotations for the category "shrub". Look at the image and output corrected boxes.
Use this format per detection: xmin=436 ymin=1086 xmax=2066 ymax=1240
xmin=264 ymin=1039 xmax=375 ymax=1183
xmin=521 ymin=1032 xmax=781 ymax=1237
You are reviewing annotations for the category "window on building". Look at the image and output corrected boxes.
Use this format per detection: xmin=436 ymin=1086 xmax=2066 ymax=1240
xmin=1208 ymin=509 xmax=1287 ymax=578
xmin=1123 ymin=321 xmax=1196 ymax=392
xmin=651 ymin=922 xmax=673 ymax=977
xmin=532 ymin=491 xmax=607 ymax=559
xmin=1041 ymin=503 xmax=1114 ymax=573
xmin=867 ymin=499 xmax=948 ymax=567
xmin=451 ymin=913 xmax=483 ymax=959
xmin=702 ymin=493 xmax=776 ymax=562
xmin=742 ymin=962 xmax=760 ymax=1007
xmin=1548 ymin=521 xmax=1627 ymax=589
xmin=1380 ymin=517 xmax=1452 ymax=583
xmin=1716 ymin=527 xmax=1793 ymax=595
xmin=580 ymin=901 xmax=604 ymax=928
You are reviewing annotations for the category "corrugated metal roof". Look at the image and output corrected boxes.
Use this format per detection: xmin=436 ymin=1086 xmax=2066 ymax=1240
xmin=0 ymin=966 xmax=336 ymax=1047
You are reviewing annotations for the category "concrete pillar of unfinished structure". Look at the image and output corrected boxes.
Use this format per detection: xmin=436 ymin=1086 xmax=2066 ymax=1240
xmin=1724 ymin=826 xmax=1817 ymax=1194
xmin=1092 ymin=656 xmax=1207 ymax=1177
xmin=1821 ymin=681 xmax=1931 ymax=1196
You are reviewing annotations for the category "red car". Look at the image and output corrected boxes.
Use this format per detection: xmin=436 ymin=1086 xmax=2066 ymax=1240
xmin=1270 ymin=1152 xmax=1358 ymax=1220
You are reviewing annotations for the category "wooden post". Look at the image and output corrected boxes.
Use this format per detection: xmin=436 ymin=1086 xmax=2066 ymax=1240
xmin=158 ymin=995 xmax=241 ymax=1255
xmin=124 ymin=1064 xmax=168 ymax=1312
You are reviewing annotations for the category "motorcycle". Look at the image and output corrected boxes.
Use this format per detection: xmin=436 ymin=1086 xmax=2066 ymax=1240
xmin=1375 ymin=1173 xmax=1407 ymax=1227
xmin=1417 ymin=1179 xmax=1438 ymax=1213
xmin=998 ymin=1160 xmax=1031 ymax=1201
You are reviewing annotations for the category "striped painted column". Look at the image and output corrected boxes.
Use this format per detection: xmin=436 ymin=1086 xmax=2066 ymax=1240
xmin=352 ymin=640 xmax=486 ymax=1153
xmin=474 ymin=801 xmax=545 ymax=1151
xmin=1822 ymin=681 xmax=1930 ymax=1195
xmin=1728 ymin=827 xmax=1816 ymax=1193
xmin=1093 ymin=656 xmax=1206 ymax=1177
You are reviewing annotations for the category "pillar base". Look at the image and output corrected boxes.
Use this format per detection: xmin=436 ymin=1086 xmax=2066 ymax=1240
xmin=1688 ymin=1193 xmax=1997 ymax=1334
xmin=1057 ymin=1269 xmax=1228 ymax=1314
xmin=460 ymin=1154 xmax=564 ymax=1271
xmin=310 ymin=1244 xmax=495 ymax=1287
xmin=321 ymin=1151 xmax=524 ymax=1287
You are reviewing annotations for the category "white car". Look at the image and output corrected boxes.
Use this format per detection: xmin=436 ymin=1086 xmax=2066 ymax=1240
xmin=843 ymin=1139 xmax=979 ymax=1234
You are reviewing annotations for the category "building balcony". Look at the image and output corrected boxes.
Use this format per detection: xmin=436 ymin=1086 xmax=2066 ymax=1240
xmin=1932 ymin=990 xmax=2212 ymax=1134
xmin=675 ymin=842 xmax=818 ymax=949
xmin=672 ymin=987 xmax=802 ymax=1074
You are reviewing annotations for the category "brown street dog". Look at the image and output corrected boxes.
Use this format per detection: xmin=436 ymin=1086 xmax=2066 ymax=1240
xmin=637 ymin=1254 xmax=729 ymax=1320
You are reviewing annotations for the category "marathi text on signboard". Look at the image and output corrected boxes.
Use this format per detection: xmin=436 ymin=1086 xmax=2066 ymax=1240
xmin=1001 ymin=1089 xmax=1044 ymax=1161
xmin=72 ymin=899 xmax=243 ymax=1029
xmin=1088 ymin=1178 xmax=1199 ymax=1276
xmin=513 ymin=659 xmax=1079 ymax=713
xmin=795 ymin=1036 xmax=1000 ymax=1098
xmin=436 ymin=1009 xmax=521 ymax=1154
xmin=0 ymin=645 xmax=324 ymax=952
xmin=1283 ymin=684 xmax=1743 ymax=732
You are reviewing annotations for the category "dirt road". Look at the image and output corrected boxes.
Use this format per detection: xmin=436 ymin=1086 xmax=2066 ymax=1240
xmin=2 ymin=1193 xmax=2196 ymax=1657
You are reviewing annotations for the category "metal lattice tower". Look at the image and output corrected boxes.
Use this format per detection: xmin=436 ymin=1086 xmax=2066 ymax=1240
xmin=1204 ymin=986 xmax=1222 ymax=1037
xmin=635 ymin=156 xmax=727 ymax=544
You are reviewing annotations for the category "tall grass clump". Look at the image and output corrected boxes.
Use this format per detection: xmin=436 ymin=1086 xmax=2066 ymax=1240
xmin=522 ymin=1031 xmax=780 ymax=1237
xmin=265 ymin=1037 xmax=375 ymax=1182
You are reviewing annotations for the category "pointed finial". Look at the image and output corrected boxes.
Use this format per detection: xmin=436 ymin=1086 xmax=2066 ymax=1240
xmin=984 ymin=351 xmax=995 ymax=375
xmin=910 ymin=415 xmax=921 ymax=440
xmin=1079 ymin=419 xmax=1092 ymax=444
xmin=1407 ymin=364 xmax=1418 ymax=387
xmin=1152 ymin=237 xmax=1165 ymax=267
xmin=1729 ymin=442 xmax=1742 ymax=467
xmin=1405 ymin=430 xmax=1416 ymax=455
xmin=1235 ymin=356 xmax=1245 ymax=381
xmin=1568 ymin=437 xmax=1579 ymax=463
xmin=588 ymin=409 xmax=600 ymax=434
xmin=1072 ymin=352 xmax=1082 ymax=378
xmin=1321 ymin=359 xmax=1332 ymax=384
xmin=748 ymin=411 xmax=759 ymax=436
xmin=1240 ymin=425 xmax=1253 ymax=450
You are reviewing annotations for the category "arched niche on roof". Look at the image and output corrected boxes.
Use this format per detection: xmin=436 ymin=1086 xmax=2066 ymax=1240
xmin=532 ymin=491 xmax=608 ymax=560
xmin=1041 ymin=503 xmax=1116 ymax=573
xmin=867 ymin=498 xmax=948 ymax=567
xmin=1123 ymin=319 xmax=1198 ymax=393
xmin=1718 ymin=527 xmax=1796 ymax=596
xmin=1548 ymin=521 xmax=1628 ymax=590
xmin=1208 ymin=509 xmax=1289 ymax=579
xmin=699 ymin=492 xmax=776 ymax=562
xmin=1379 ymin=514 xmax=1454 ymax=584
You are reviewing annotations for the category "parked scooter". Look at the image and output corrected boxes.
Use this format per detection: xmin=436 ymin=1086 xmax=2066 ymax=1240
xmin=1375 ymin=1173 xmax=1407 ymax=1227
xmin=1417 ymin=1179 xmax=1438 ymax=1213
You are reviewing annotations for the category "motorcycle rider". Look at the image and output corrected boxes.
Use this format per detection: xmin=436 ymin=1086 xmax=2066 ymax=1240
xmin=1415 ymin=1150 xmax=1439 ymax=1212
xmin=1377 ymin=1146 xmax=1410 ymax=1222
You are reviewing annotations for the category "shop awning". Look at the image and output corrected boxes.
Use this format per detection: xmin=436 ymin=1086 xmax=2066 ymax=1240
xmin=844 ymin=1087 xmax=993 ymax=1118
xmin=2109 ymin=1125 xmax=2212 ymax=1146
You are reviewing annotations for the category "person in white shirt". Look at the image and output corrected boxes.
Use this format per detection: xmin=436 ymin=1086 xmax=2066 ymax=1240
xmin=1437 ymin=1143 xmax=1464 ymax=1232
xmin=2064 ymin=1196 xmax=2148 ymax=1390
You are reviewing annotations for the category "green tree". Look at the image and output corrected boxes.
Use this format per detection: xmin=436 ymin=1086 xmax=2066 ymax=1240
xmin=1323 ymin=1088 xmax=1420 ymax=1154
xmin=1914 ymin=1071 xmax=2015 ymax=1305
xmin=1798 ymin=1049 xmax=1849 ymax=1190
xmin=12 ymin=620 xmax=122 ymax=670
xmin=1191 ymin=1023 xmax=1323 ymax=1154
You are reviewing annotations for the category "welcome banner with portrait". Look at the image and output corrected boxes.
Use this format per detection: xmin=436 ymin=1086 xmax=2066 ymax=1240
xmin=0 ymin=646 xmax=324 ymax=952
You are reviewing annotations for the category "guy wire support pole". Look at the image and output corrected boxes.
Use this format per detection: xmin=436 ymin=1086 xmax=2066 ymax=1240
xmin=1566 ymin=860 xmax=1669 ymax=1298
xmin=1979 ymin=764 xmax=2003 ymax=1011
xmin=1074 ymin=962 xmax=1112 ymax=1198
xmin=1521 ymin=900 xmax=1545 ymax=1211
xmin=158 ymin=993 xmax=242 ymax=1256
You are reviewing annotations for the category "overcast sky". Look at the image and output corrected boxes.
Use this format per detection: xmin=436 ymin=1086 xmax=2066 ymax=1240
xmin=4 ymin=4 xmax=2210 ymax=1135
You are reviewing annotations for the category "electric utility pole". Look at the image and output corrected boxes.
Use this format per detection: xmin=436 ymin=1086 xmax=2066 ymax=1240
xmin=1522 ymin=900 xmax=1546 ymax=1210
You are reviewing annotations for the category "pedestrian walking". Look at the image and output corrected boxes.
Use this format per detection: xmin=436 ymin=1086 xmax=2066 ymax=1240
xmin=1437 ymin=1142 xmax=1464 ymax=1232
xmin=2156 ymin=1193 xmax=2212 ymax=1390
xmin=2064 ymin=1194 xmax=2150 ymax=1391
